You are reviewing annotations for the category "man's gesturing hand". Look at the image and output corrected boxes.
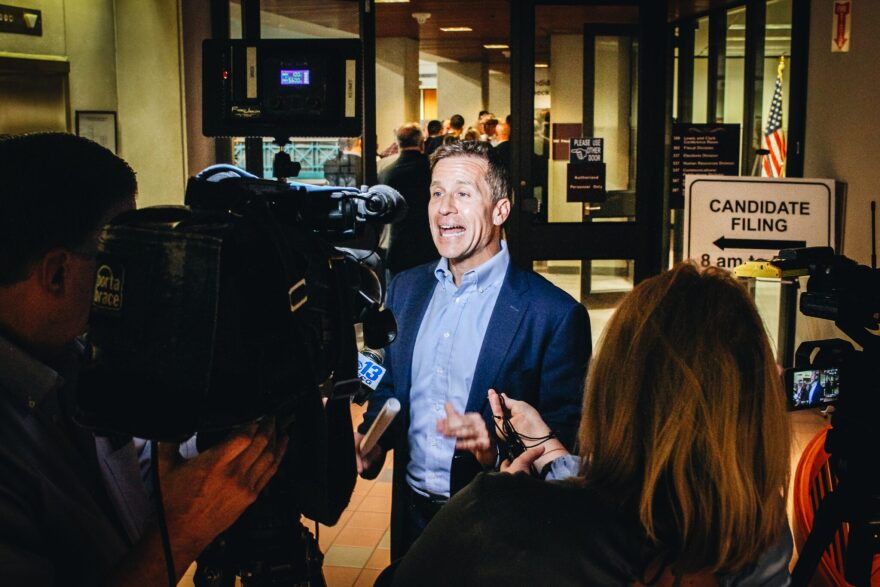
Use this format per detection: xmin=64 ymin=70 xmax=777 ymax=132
xmin=436 ymin=403 xmax=496 ymax=467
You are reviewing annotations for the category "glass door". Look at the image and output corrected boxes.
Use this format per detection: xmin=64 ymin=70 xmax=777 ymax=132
xmin=510 ymin=0 xmax=667 ymax=342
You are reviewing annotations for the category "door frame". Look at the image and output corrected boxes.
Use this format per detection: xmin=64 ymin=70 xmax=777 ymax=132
xmin=508 ymin=0 xmax=668 ymax=284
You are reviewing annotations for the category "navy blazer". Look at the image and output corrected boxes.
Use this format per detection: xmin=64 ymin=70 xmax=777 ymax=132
xmin=359 ymin=259 xmax=591 ymax=559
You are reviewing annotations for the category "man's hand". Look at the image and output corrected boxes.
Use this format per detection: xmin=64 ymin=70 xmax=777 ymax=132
xmin=107 ymin=417 xmax=288 ymax=586
xmin=159 ymin=417 xmax=288 ymax=546
xmin=436 ymin=403 xmax=496 ymax=467
xmin=354 ymin=431 xmax=384 ymax=479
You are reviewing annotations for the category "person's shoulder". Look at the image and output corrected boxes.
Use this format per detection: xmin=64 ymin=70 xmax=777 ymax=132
xmin=389 ymin=261 xmax=437 ymax=290
xmin=456 ymin=472 xmax=615 ymax=526
xmin=466 ymin=470 xmax=585 ymax=500
xmin=389 ymin=151 xmax=428 ymax=170
xmin=377 ymin=164 xmax=393 ymax=184
xmin=508 ymin=263 xmax=581 ymax=310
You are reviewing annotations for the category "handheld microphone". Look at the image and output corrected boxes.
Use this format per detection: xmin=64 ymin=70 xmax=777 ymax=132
xmin=357 ymin=348 xmax=387 ymax=390
xmin=363 ymin=184 xmax=407 ymax=224
xmin=359 ymin=398 xmax=401 ymax=455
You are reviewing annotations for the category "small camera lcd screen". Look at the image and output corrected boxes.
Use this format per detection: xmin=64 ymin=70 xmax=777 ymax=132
xmin=280 ymin=69 xmax=310 ymax=86
xmin=789 ymin=368 xmax=839 ymax=409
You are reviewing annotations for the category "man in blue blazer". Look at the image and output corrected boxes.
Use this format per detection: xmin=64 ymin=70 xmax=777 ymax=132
xmin=355 ymin=141 xmax=591 ymax=560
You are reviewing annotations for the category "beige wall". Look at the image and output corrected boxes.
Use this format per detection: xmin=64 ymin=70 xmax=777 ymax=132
xmin=181 ymin=0 xmax=214 ymax=177
xmin=65 ymin=0 xmax=118 ymax=114
xmin=488 ymin=72 xmax=510 ymax=120
xmin=796 ymin=0 xmax=880 ymax=345
xmin=593 ymin=36 xmax=632 ymax=191
xmin=437 ymin=62 xmax=483 ymax=123
xmin=548 ymin=34 xmax=584 ymax=223
xmin=115 ymin=0 xmax=187 ymax=207
xmin=376 ymin=37 xmax=420 ymax=151
xmin=804 ymin=0 xmax=880 ymax=267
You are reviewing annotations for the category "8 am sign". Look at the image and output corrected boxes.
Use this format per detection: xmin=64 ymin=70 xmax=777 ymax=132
xmin=684 ymin=176 xmax=835 ymax=269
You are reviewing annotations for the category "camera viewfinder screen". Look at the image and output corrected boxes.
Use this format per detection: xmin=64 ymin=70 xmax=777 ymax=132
xmin=790 ymin=368 xmax=839 ymax=408
xmin=280 ymin=69 xmax=310 ymax=86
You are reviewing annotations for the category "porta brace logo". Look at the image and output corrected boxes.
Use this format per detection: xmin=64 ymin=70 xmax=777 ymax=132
xmin=93 ymin=263 xmax=124 ymax=312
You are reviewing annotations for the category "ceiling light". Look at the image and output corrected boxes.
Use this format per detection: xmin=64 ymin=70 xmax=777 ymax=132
xmin=535 ymin=63 xmax=549 ymax=68
xmin=376 ymin=0 xmax=410 ymax=3
xmin=729 ymin=23 xmax=790 ymax=30
xmin=726 ymin=36 xmax=790 ymax=41
xmin=483 ymin=44 xmax=509 ymax=50
xmin=440 ymin=26 xmax=473 ymax=32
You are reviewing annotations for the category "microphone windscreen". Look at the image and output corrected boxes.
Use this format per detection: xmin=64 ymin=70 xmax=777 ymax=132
xmin=365 ymin=184 xmax=407 ymax=224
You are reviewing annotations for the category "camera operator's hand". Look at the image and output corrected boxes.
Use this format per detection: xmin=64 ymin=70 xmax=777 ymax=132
xmin=107 ymin=417 xmax=288 ymax=586
xmin=354 ymin=431 xmax=385 ymax=480
xmin=158 ymin=416 xmax=288 ymax=542
xmin=436 ymin=403 xmax=496 ymax=467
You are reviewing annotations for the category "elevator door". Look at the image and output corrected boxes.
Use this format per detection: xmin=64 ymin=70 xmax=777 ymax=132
xmin=0 ymin=56 xmax=69 ymax=134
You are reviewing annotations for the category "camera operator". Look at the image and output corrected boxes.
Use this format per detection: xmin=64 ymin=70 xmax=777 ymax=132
xmin=398 ymin=263 xmax=793 ymax=585
xmin=0 ymin=133 xmax=287 ymax=585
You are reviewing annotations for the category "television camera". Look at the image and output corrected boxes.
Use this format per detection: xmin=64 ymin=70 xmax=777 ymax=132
xmin=77 ymin=162 xmax=404 ymax=586
xmin=769 ymin=247 xmax=880 ymax=587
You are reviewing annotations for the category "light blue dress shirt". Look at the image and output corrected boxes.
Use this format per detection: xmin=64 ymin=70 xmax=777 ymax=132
xmin=407 ymin=241 xmax=510 ymax=497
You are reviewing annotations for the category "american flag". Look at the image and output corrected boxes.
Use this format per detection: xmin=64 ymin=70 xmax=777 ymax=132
xmin=761 ymin=58 xmax=786 ymax=177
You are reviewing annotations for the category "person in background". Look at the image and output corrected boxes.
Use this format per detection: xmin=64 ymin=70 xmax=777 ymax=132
xmin=380 ymin=123 xmax=437 ymax=277
xmin=462 ymin=128 xmax=480 ymax=142
xmin=492 ymin=118 xmax=511 ymax=168
xmin=807 ymin=371 xmax=825 ymax=404
xmin=474 ymin=111 xmax=491 ymax=138
xmin=379 ymin=139 xmax=399 ymax=159
xmin=398 ymin=263 xmax=793 ymax=586
xmin=424 ymin=120 xmax=444 ymax=157
xmin=377 ymin=129 xmax=401 ymax=176
xmin=323 ymin=137 xmax=363 ymax=187
xmin=0 ymin=133 xmax=287 ymax=586
xmin=482 ymin=118 xmax=499 ymax=145
xmin=354 ymin=141 xmax=590 ymax=560
xmin=447 ymin=114 xmax=465 ymax=139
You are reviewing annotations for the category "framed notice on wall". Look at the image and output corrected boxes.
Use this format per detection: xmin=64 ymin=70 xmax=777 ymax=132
xmin=76 ymin=111 xmax=117 ymax=153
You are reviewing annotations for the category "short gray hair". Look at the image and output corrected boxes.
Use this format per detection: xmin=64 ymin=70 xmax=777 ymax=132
xmin=429 ymin=140 xmax=510 ymax=204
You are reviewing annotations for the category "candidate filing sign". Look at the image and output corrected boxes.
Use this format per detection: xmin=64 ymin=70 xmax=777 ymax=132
xmin=684 ymin=176 xmax=835 ymax=269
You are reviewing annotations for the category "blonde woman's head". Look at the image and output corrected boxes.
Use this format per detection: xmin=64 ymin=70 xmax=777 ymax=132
xmin=579 ymin=262 xmax=790 ymax=574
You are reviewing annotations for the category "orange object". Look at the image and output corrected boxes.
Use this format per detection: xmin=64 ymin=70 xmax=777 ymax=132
xmin=792 ymin=425 xmax=880 ymax=586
